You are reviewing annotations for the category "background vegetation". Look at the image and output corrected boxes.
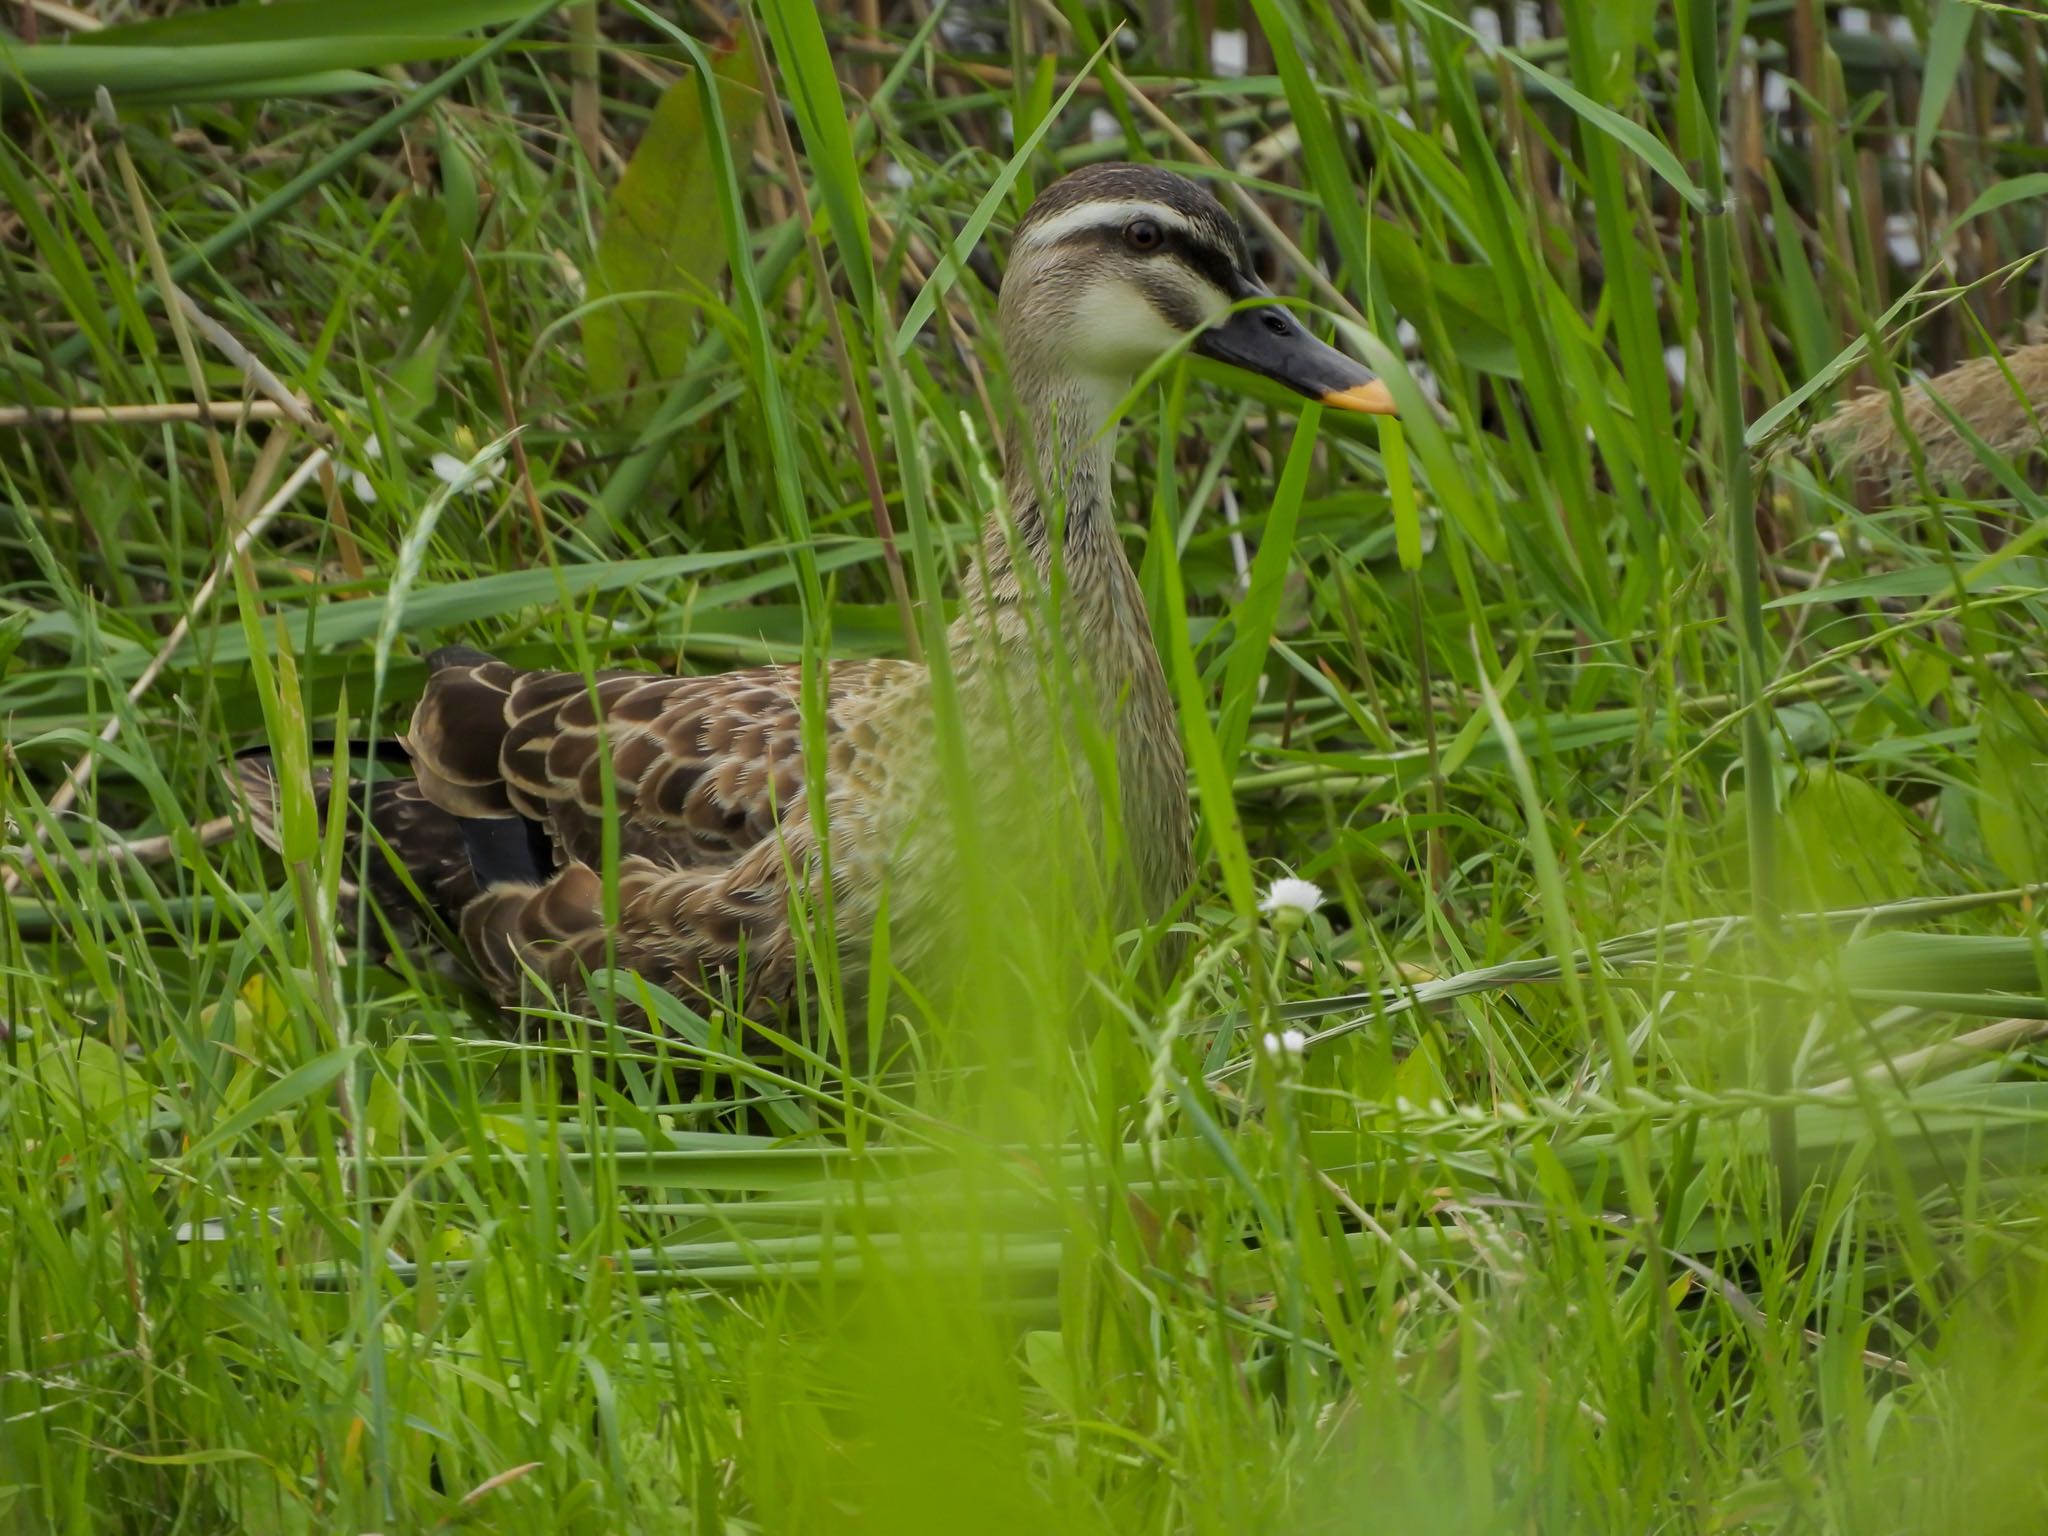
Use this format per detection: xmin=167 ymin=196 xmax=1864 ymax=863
xmin=3 ymin=0 xmax=2047 ymax=1529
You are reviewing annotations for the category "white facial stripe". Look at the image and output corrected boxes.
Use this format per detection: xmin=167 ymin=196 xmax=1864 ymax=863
xmin=1016 ymin=199 xmax=1198 ymax=251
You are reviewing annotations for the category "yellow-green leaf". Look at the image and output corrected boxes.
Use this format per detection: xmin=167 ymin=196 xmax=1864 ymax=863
xmin=1977 ymin=682 xmax=2048 ymax=885
xmin=1728 ymin=764 xmax=1923 ymax=911
xmin=582 ymin=42 xmax=762 ymax=418
xmin=37 ymin=1037 xmax=153 ymax=1128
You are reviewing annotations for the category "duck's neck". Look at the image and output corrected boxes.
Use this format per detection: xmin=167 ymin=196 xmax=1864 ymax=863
xmin=943 ymin=364 xmax=1193 ymax=922
xmin=955 ymin=369 xmax=1130 ymax=640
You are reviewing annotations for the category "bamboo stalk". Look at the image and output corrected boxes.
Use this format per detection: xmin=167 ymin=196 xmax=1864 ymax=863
xmin=0 ymin=399 xmax=293 ymax=428
xmin=568 ymin=0 xmax=604 ymax=170
xmin=1814 ymin=1016 xmax=2048 ymax=1097
xmin=20 ymin=0 xmax=97 ymax=31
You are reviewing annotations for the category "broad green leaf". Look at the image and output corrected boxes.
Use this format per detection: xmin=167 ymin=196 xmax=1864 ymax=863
xmin=1850 ymin=649 xmax=1952 ymax=743
xmin=1914 ymin=0 xmax=1975 ymax=166
xmin=583 ymin=43 xmax=763 ymax=417
xmin=171 ymin=545 xmax=823 ymax=667
xmin=385 ymin=329 xmax=448 ymax=422
xmin=1948 ymin=172 xmax=2048 ymax=231
xmin=35 ymin=1037 xmax=154 ymax=1128
xmin=1362 ymin=216 xmax=1519 ymax=376
xmin=0 ymin=37 xmax=473 ymax=107
xmin=1390 ymin=1031 xmax=1452 ymax=1113
xmin=76 ymin=0 xmax=536 ymax=45
xmin=1781 ymin=764 xmax=1923 ymax=910
xmin=1977 ymin=681 xmax=2048 ymax=884
xmin=438 ymin=114 xmax=479 ymax=247
xmin=184 ymin=1046 xmax=362 ymax=1162
xmin=1838 ymin=932 xmax=2047 ymax=997
xmin=1021 ymin=1331 xmax=1078 ymax=1417
xmin=1728 ymin=764 xmax=1922 ymax=911
xmin=0 ymin=611 xmax=30 ymax=674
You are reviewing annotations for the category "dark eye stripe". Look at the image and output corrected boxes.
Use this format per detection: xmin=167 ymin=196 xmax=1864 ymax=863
xmin=1134 ymin=271 xmax=1206 ymax=332
xmin=1045 ymin=219 xmax=1247 ymax=301
xmin=1160 ymin=228 xmax=1250 ymax=300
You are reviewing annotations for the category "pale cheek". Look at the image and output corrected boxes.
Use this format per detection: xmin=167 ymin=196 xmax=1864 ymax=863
xmin=1068 ymin=285 xmax=1186 ymax=373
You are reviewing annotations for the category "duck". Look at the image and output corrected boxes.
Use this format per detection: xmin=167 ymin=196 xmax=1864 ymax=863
xmin=234 ymin=162 xmax=1396 ymax=1020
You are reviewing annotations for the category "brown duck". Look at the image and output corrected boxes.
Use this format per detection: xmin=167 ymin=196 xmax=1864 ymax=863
xmin=236 ymin=164 xmax=1395 ymax=1016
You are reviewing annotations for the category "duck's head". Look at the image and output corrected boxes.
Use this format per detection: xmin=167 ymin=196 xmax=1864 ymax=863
xmin=999 ymin=162 xmax=1397 ymax=421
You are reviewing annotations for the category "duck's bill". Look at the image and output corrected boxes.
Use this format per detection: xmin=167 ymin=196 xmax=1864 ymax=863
xmin=1194 ymin=306 xmax=1398 ymax=416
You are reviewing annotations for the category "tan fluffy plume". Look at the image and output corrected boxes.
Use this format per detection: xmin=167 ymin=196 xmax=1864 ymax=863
xmin=1808 ymin=322 xmax=2048 ymax=483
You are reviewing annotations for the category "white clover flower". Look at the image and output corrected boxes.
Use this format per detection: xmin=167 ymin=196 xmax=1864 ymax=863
xmin=1259 ymin=877 xmax=1324 ymax=919
xmin=430 ymin=449 xmax=504 ymax=497
xmin=347 ymin=433 xmax=383 ymax=504
xmin=1210 ymin=28 xmax=1248 ymax=77
xmin=1262 ymin=1028 xmax=1308 ymax=1062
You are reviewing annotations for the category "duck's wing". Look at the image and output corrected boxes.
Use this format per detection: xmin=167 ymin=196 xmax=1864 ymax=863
xmin=405 ymin=645 xmax=913 ymax=874
xmin=392 ymin=646 xmax=919 ymax=1008
xmin=235 ymin=646 xmax=919 ymax=1010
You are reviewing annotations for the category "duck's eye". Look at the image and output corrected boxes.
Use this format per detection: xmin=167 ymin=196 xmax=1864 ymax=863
xmin=1123 ymin=218 xmax=1164 ymax=253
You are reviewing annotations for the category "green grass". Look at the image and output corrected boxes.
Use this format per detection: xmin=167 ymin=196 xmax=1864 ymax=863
xmin=4 ymin=0 xmax=2048 ymax=1530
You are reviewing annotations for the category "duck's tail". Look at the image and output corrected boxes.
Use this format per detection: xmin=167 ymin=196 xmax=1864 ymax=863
xmin=228 ymin=751 xmax=486 ymax=956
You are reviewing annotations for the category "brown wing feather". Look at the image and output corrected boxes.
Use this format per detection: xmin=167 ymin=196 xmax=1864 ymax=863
xmin=406 ymin=646 xmax=912 ymax=873
xmin=456 ymin=836 xmax=809 ymax=1010
xmin=397 ymin=646 xmax=921 ymax=1010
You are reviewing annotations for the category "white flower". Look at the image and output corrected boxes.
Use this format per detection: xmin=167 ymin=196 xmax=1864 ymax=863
xmin=431 ymin=449 xmax=504 ymax=497
xmin=1261 ymin=1028 xmax=1308 ymax=1061
xmin=347 ymin=433 xmax=384 ymax=503
xmin=1815 ymin=528 xmax=1844 ymax=560
xmin=1210 ymin=28 xmax=1248 ymax=77
xmin=1259 ymin=877 xmax=1324 ymax=919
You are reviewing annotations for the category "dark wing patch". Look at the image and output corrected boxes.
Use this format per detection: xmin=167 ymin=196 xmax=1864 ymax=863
xmin=230 ymin=755 xmax=482 ymax=954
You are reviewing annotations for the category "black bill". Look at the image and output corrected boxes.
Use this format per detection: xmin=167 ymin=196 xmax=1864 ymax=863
xmin=1194 ymin=301 xmax=1397 ymax=415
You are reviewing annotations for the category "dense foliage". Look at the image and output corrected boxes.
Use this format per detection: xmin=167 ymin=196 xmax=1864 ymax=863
xmin=2 ymin=1 xmax=2046 ymax=1530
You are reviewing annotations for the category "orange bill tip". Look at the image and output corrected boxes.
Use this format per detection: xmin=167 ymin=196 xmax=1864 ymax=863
xmin=1321 ymin=379 xmax=1399 ymax=416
